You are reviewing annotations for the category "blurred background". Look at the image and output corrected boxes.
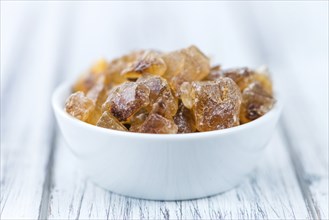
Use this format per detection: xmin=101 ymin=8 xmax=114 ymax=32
xmin=1 ymin=1 xmax=328 ymax=219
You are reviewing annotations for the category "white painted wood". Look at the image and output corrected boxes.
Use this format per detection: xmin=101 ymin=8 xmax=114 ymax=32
xmin=1 ymin=2 xmax=74 ymax=219
xmin=245 ymin=2 xmax=328 ymax=219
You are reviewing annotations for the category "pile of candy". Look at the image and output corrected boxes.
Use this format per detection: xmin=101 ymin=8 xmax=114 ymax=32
xmin=65 ymin=46 xmax=275 ymax=134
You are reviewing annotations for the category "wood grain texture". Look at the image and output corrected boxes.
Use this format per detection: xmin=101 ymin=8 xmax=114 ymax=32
xmin=1 ymin=2 xmax=73 ymax=219
xmin=245 ymin=3 xmax=329 ymax=218
xmin=1 ymin=1 xmax=327 ymax=219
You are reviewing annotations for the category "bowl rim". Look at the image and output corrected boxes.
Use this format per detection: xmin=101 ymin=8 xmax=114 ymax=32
xmin=52 ymin=81 xmax=282 ymax=140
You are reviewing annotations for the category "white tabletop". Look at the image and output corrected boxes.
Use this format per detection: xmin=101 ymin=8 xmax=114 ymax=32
xmin=1 ymin=1 xmax=328 ymax=219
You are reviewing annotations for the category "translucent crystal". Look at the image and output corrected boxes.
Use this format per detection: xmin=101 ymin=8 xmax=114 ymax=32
xmin=105 ymin=50 xmax=145 ymax=85
xmin=240 ymin=83 xmax=275 ymax=123
xmin=96 ymin=111 xmax=128 ymax=131
xmin=133 ymin=113 xmax=178 ymax=134
xmin=102 ymin=82 xmax=150 ymax=121
xmin=173 ymin=102 xmax=196 ymax=133
xmin=137 ymin=75 xmax=178 ymax=118
xmin=85 ymin=76 xmax=108 ymax=124
xmin=73 ymin=59 xmax=108 ymax=94
xmin=181 ymin=77 xmax=242 ymax=131
xmin=122 ymin=51 xmax=167 ymax=79
xmin=221 ymin=67 xmax=273 ymax=94
xmin=161 ymin=45 xmax=210 ymax=94
xmin=65 ymin=91 xmax=95 ymax=122
xmin=205 ymin=65 xmax=222 ymax=81
xmin=129 ymin=108 xmax=149 ymax=132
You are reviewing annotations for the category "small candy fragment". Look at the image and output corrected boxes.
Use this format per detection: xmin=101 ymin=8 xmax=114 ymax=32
xmin=105 ymin=50 xmax=145 ymax=85
xmin=65 ymin=91 xmax=95 ymax=122
xmin=181 ymin=77 xmax=242 ymax=131
xmin=122 ymin=51 xmax=167 ymax=79
xmin=129 ymin=108 xmax=149 ymax=132
xmin=91 ymin=59 xmax=108 ymax=74
xmin=137 ymin=75 xmax=178 ymax=118
xmin=102 ymin=82 xmax=150 ymax=121
xmin=73 ymin=59 xmax=108 ymax=94
xmin=253 ymin=66 xmax=273 ymax=95
xmin=150 ymin=88 xmax=178 ymax=118
xmin=162 ymin=45 xmax=210 ymax=94
xmin=221 ymin=67 xmax=273 ymax=94
xmin=173 ymin=102 xmax=196 ymax=133
xmin=96 ymin=111 xmax=128 ymax=131
xmin=205 ymin=65 xmax=222 ymax=81
xmin=240 ymin=83 xmax=275 ymax=124
xmin=133 ymin=113 xmax=178 ymax=134
xmin=85 ymin=76 xmax=108 ymax=124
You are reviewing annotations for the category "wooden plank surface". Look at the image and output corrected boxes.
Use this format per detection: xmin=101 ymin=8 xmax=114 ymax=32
xmin=1 ymin=1 xmax=328 ymax=219
xmin=246 ymin=3 xmax=329 ymax=219
xmin=1 ymin=2 xmax=73 ymax=219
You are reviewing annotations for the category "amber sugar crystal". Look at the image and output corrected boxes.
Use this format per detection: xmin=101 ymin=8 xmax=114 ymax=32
xmin=181 ymin=78 xmax=242 ymax=132
xmin=65 ymin=45 xmax=275 ymax=134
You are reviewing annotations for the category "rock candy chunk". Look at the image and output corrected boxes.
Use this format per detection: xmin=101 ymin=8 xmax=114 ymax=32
xmin=136 ymin=75 xmax=167 ymax=103
xmin=85 ymin=76 xmax=108 ymax=124
xmin=129 ymin=108 xmax=149 ymax=132
xmin=102 ymin=82 xmax=150 ymax=121
xmin=162 ymin=45 xmax=210 ymax=94
xmin=122 ymin=51 xmax=167 ymax=79
xmin=65 ymin=91 xmax=95 ymax=122
xmin=105 ymin=50 xmax=145 ymax=85
xmin=181 ymin=77 xmax=242 ymax=131
xmin=205 ymin=65 xmax=222 ymax=81
xmin=173 ymin=102 xmax=196 ymax=133
xmin=96 ymin=111 xmax=128 ymax=131
xmin=253 ymin=66 xmax=273 ymax=95
xmin=134 ymin=113 xmax=178 ymax=134
xmin=151 ymin=88 xmax=178 ymax=118
xmin=73 ymin=59 xmax=108 ymax=94
xmin=221 ymin=67 xmax=273 ymax=94
xmin=240 ymin=83 xmax=275 ymax=124
xmin=137 ymin=75 xmax=178 ymax=118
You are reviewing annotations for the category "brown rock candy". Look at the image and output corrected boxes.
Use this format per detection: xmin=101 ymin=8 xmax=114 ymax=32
xmin=161 ymin=45 xmax=210 ymax=94
xmin=218 ymin=66 xmax=273 ymax=94
xmin=102 ymin=81 xmax=150 ymax=121
xmin=104 ymin=50 xmax=145 ymax=85
xmin=205 ymin=65 xmax=222 ymax=81
xmin=85 ymin=76 xmax=108 ymax=124
xmin=73 ymin=59 xmax=108 ymax=94
xmin=137 ymin=75 xmax=178 ymax=118
xmin=134 ymin=113 xmax=178 ymax=134
xmin=65 ymin=91 xmax=95 ymax=122
xmin=96 ymin=111 xmax=128 ymax=131
xmin=181 ymin=77 xmax=242 ymax=131
xmin=129 ymin=108 xmax=149 ymax=132
xmin=253 ymin=66 xmax=273 ymax=95
xmin=173 ymin=102 xmax=196 ymax=133
xmin=122 ymin=51 xmax=167 ymax=79
xmin=240 ymin=83 xmax=275 ymax=124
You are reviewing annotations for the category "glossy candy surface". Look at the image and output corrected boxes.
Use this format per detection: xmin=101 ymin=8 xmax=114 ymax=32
xmin=65 ymin=46 xmax=275 ymax=133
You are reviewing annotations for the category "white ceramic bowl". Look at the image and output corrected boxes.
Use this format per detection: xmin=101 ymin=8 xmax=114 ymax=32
xmin=52 ymin=82 xmax=282 ymax=201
